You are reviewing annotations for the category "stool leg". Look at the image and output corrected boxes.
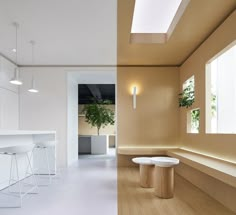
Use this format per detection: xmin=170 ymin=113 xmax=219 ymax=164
xmin=154 ymin=166 xmax=174 ymax=199
xmin=54 ymin=147 xmax=61 ymax=177
xmin=25 ymin=148 xmax=35 ymax=176
xmin=45 ymin=148 xmax=52 ymax=184
xmin=8 ymin=155 xmax=13 ymax=193
xmin=140 ymin=165 xmax=154 ymax=188
xmin=26 ymin=153 xmax=39 ymax=192
xmin=14 ymin=154 xmax=22 ymax=207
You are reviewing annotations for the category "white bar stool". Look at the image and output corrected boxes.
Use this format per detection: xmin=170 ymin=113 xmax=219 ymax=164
xmin=33 ymin=141 xmax=58 ymax=185
xmin=0 ymin=144 xmax=38 ymax=207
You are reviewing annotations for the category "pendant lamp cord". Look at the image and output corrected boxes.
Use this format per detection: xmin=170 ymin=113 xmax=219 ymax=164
xmin=31 ymin=40 xmax=35 ymax=65
xmin=15 ymin=22 xmax=18 ymax=65
xmin=30 ymin=41 xmax=35 ymax=82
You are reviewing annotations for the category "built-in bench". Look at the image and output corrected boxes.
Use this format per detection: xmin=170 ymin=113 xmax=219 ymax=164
xmin=118 ymin=146 xmax=178 ymax=155
xmin=167 ymin=149 xmax=236 ymax=188
xmin=118 ymin=147 xmax=236 ymax=188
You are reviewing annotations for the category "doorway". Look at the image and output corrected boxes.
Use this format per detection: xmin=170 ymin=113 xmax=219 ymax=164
xmin=78 ymin=84 xmax=116 ymax=158
xmin=67 ymin=68 xmax=117 ymax=165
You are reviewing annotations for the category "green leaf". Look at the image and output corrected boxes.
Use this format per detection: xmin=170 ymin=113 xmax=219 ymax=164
xmin=82 ymin=98 xmax=115 ymax=135
xmin=178 ymin=79 xmax=195 ymax=108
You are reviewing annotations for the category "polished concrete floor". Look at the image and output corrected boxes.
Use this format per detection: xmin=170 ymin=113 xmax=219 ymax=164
xmin=0 ymin=151 xmax=117 ymax=215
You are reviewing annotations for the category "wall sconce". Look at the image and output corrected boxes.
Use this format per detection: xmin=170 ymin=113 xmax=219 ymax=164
xmin=132 ymin=86 xmax=137 ymax=109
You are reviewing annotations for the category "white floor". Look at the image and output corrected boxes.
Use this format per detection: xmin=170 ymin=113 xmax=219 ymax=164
xmin=0 ymin=150 xmax=117 ymax=215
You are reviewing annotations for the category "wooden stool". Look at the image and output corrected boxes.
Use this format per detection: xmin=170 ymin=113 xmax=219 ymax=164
xmin=151 ymin=157 xmax=179 ymax=198
xmin=132 ymin=157 xmax=154 ymax=188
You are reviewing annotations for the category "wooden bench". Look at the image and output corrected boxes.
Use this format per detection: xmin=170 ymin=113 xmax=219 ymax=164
xmin=118 ymin=146 xmax=178 ymax=155
xmin=167 ymin=149 xmax=236 ymax=188
xmin=118 ymin=147 xmax=236 ymax=188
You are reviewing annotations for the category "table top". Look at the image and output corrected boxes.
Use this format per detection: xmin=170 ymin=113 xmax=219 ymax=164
xmin=151 ymin=157 xmax=179 ymax=167
xmin=132 ymin=157 xmax=153 ymax=165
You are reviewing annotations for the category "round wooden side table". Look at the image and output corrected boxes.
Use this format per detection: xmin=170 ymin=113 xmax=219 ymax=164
xmin=151 ymin=157 xmax=179 ymax=198
xmin=132 ymin=157 xmax=155 ymax=188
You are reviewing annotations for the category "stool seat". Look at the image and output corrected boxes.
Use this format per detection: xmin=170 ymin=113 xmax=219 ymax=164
xmin=35 ymin=141 xmax=56 ymax=148
xmin=132 ymin=157 xmax=153 ymax=165
xmin=0 ymin=144 xmax=35 ymax=154
xmin=151 ymin=157 xmax=179 ymax=167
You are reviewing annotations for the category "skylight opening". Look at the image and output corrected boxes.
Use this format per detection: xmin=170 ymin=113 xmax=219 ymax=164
xmin=131 ymin=0 xmax=182 ymax=33
xmin=130 ymin=0 xmax=190 ymax=43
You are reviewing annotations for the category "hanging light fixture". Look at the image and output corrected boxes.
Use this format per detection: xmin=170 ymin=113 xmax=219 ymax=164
xmin=9 ymin=22 xmax=23 ymax=85
xmin=28 ymin=40 xmax=39 ymax=93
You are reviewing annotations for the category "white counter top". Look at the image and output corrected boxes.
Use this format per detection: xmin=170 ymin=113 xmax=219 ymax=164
xmin=0 ymin=130 xmax=56 ymax=135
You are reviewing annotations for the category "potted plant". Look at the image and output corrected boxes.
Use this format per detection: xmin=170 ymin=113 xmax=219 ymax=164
xmin=82 ymin=99 xmax=115 ymax=154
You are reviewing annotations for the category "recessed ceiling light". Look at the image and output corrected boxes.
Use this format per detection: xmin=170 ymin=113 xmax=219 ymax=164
xmin=12 ymin=48 xmax=17 ymax=53
xmin=131 ymin=0 xmax=190 ymax=43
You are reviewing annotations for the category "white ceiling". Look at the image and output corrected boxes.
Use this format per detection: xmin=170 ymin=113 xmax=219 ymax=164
xmin=0 ymin=0 xmax=117 ymax=66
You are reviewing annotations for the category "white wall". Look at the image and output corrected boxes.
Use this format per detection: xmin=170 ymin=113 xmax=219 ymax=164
xmin=19 ymin=67 xmax=116 ymax=167
xmin=19 ymin=67 xmax=67 ymax=167
xmin=67 ymin=75 xmax=78 ymax=165
xmin=0 ymin=56 xmax=19 ymax=129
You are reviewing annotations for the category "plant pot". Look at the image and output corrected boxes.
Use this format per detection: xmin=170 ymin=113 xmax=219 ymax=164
xmin=91 ymin=135 xmax=108 ymax=155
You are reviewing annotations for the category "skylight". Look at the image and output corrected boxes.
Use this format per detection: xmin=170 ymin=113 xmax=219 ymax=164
xmin=130 ymin=0 xmax=190 ymax=43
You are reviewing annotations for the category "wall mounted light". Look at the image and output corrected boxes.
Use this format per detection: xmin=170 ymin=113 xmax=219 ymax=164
xmin=9 ymin=22 xmax=23 ymax=85
xmin=132 ymin=86 xmax=137 ymax=109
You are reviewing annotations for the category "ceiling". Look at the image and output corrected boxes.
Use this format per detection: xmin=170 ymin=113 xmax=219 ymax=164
xmin=0 ymin=0 xmax=117 ymax=66
xmin=118 ymin=0 xmax=236 ymax=66
xmin=79 ymin=84 xmax=115 ymax=104
xmin=0 ymin=0 xmax=235 ymax=66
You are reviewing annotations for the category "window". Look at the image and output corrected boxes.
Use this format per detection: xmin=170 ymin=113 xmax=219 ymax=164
xmin=187 ymin=108 xmax=200 ymax=133
xmin=206 ymin=42 xmax=236 ymax=133
xmin=180 ymin=76 xmax=200 ymax=133
xmin=179 ymin=76 xmax=195 ymax=108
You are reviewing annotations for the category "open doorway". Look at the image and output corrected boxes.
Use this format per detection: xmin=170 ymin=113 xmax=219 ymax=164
xmin=78 ymin=84 xmax=116 ymax=158
xmin=67 ymin=68 xmax=117 ymax=165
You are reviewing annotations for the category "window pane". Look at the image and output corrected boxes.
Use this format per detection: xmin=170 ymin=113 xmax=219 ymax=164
xmin=206 ymin=43 xmax=236 ymax=133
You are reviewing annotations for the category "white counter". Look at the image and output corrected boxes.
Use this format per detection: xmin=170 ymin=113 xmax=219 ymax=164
xmin=0 ymin=130 xmax=56 ymax=135
xmin=0 ymin=130 xmax=57 ymax=190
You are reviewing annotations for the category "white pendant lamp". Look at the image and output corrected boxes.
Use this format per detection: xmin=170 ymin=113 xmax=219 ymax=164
xmin=28 ymin=40 xmax=39 ymax=93
xmin=28 ymin=78 xmax=38 ymax=93
xmin=10 ymin=22 xmax=23 ymax=85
